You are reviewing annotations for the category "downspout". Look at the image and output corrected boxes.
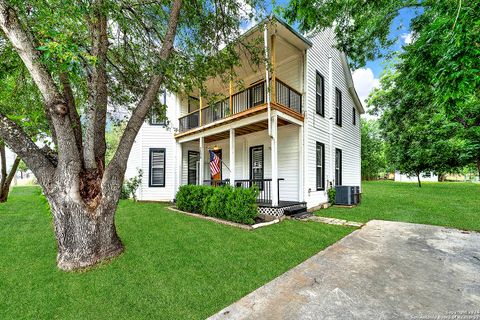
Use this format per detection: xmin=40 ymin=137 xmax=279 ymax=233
xmin=328 ymin=53 xmax=334 ymax=186
xmin=264 ymin=22 xmax=272 ymax=138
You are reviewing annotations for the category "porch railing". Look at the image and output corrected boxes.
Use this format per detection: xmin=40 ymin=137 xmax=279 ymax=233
xmin=234 ymin=178 xmax=284 ymax=204
xmin=178 ymin=78 xmax=301 ymax=133
xmin=202 ymin=178 xmax=284 ymax=204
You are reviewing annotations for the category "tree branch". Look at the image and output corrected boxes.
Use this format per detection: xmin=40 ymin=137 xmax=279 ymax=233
xmin=0 ymin=114 xmax=55 ymax=189
xmin=84 ymin=0 xmax=109 ymax=170
xmin=0 ymin=2 xmax=81 ymax=177
xmin=0 ymin=140 xmax=7 ymax=187
xmin=60 ymin=72 xmax=83 ymax=160
xmin=104 ymin=0 xmax=183 ymax=189
xmin=4 ymin=156 xmax=20 ymax=189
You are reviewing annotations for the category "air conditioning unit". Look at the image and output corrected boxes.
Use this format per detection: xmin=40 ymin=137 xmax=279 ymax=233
xmin=335 ymin=186 xmax=360 ymax=205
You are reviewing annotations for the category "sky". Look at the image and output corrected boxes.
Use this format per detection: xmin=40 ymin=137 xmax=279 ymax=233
xmin=258 ymin=1 xmax=422 ymax=109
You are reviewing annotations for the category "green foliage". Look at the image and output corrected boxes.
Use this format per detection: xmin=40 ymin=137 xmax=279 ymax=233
xmin=176 ymin=185 xmax=259 ymax=225
xmin=327 ymin=188 xmax=336 ymax=205
xmin=105 ymin=123 xmax=126 ymax=165
xmin=175 ymin=185 xmax=214 ymax=214
xmin=284 ymin=0 xmax=480 ymax=178
xmin=318 ymin=181 xmax=480 ymax=232
xmin=361 ymin=119 xmax=387 ymax=180
xmin=120 ymin=169 xmax=143 ymax=201
xmin=0 ymin=186 xmax=352 ymax=319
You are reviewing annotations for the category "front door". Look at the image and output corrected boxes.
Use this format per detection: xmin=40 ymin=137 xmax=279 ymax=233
xmin=250 ymin=145 xmax=264 ymax=190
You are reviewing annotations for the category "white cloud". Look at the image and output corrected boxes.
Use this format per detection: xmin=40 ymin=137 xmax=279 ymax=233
xmin=400 ymin=32 xmax=413 ymax=44
xmin=352 ymin=67 xmax=380 ymax=109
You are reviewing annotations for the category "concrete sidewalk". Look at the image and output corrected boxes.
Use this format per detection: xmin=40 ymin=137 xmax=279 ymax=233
xmin=209 ymin=220 xmax=480 ymax=320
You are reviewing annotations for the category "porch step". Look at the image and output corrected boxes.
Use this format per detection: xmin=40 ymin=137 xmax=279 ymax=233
xmin=283 ymin=206 xmax=308 ymax=217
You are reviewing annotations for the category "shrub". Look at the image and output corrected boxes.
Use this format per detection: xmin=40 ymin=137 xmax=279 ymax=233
xmin=176 ymin=185 xmax=213 ymax=213
xmin=120 ymin=169 xmax=143 ymax=201
xmin=327 ymin=187 xmax=336 ymax=205
xmin=176 ymin=184 xmax=259 ymax=224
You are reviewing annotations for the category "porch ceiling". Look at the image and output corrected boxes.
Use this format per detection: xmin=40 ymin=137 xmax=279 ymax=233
xmin=204 ymin=118 xmax=290 ymax=143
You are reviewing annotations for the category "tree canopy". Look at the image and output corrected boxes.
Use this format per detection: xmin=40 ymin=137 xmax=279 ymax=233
xmin=285 ymin=0 xmax=480 ymax=178
xmin=0 ymin=0 xmax=266 ymax=270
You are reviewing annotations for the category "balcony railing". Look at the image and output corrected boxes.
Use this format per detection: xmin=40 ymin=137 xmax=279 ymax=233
xmin=275 ymin=79 xmax=302 ymax=114
xmin=202 ymin=178 xmax=284 ymax=204
xmin=179 ymin=110 xmax=199 ymax=133
xmin=178 ymin=78 xmax=301 ymax=133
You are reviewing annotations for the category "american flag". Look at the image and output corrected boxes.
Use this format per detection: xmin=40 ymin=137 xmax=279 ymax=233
xmin=209 ymin=150 xmax=221 ymax=176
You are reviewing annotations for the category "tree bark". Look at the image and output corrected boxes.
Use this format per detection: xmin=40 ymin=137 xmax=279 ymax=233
xmin=84 ymin=0 xmax=109 ymax=170
xmin=0 ymin=156 xmax=20 ymax=203
xmin=0 ymin=0 xmax=183 ymax=271
xmin=47 ymin=194 xmax=123 ymax=270
xmin=416 ymin=171 xmax=422 ymax=188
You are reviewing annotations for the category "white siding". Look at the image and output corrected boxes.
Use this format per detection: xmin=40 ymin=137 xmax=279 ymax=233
xmin=179 ymin=125 xmax=300 ymax=201
xmin=126 ymin=24 xmax=362 ymax=209
xmin=125 ymin=92 xmax=180 ymax=202
xmin=304 ymin=29 xmax=361 ymax=208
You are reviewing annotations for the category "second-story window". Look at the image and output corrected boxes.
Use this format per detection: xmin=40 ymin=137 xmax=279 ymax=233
xmin=335 ymin=88 xmax=342 ymax=126
xmin=352 ymin=107 xmax=356 ymax=125
xmin=316 ymin=72 xmax=324 ymax=116
xmin=150 ymin=91 xmax=167 ymax=125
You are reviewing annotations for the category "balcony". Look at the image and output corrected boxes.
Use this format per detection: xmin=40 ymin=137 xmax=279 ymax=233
xmin=178 ymin=77 xmax=302 ymax=133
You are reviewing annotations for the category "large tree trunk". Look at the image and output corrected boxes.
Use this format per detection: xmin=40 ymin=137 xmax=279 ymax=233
xmin=47 ymin=193 xmax=124 ymax=271
xmin=1 ymin=0 xmax=183 ymax=271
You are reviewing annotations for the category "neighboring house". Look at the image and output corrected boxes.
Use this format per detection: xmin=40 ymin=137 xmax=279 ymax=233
xmin=394 ymin=171 xmax=439 ymax=183
xmin=126 ymin=15 xmax=364 ymax=217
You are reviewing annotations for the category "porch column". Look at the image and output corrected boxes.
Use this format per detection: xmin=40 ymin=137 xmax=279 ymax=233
xmin=199 ymin=137 xmax=205 ymax=185
xmin=229 ymin=129 xmax=235 ymax=186
xmin=176 ymin=141 xmax=182 ymax=191
xmin=271 ymin=114 xmax=279 ymax=206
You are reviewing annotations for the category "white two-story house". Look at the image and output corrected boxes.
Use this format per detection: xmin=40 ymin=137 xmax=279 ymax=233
xmin=126 ymin=15 xmax=364 ymax=217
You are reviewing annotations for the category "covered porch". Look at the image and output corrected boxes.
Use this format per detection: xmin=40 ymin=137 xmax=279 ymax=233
xmin=175 ymin=114 xmax=305 ymax=214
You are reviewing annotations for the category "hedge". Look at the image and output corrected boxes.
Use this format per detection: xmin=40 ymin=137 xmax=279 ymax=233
xmin=175 ymin=184 xmax=259 ymax=225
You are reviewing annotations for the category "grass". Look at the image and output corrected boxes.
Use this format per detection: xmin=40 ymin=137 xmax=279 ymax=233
xmin=318 ymin=181 xmax=480 ymax=231
xmin=0 ymin=186 xmax=353 ymax=320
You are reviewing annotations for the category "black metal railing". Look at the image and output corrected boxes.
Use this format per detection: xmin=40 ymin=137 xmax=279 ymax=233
xmin=231 ymin=81 xmax=267 ymax=114
xmin=179 ymin=110 xmax=199 ymax=132
xmin=234 ymin=178 xmax=284 ymax=204
xmin=203 ymin=179 xmax=230 ymax=187
xmin=275 ymin=79 xmax=302 ymax=113
xmin=201 ymin=178 xmax=284 ymax=204
xmin=177 ymin=78 xmax=302 ymax=133
xmin=201 ymin=99 xmax=230 ymax=126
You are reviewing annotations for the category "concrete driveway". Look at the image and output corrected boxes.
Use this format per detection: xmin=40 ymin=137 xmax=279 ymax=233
xmin=209 ymin=220 xmax=480 ymax=320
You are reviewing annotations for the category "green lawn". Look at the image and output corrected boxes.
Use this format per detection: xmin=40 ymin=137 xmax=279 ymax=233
xmin=0 ymin=187 xmax=353 ymax=320
xmin=318 ymin=181 xmax=480 ymax=231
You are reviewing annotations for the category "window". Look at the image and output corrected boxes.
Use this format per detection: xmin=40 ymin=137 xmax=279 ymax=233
xmin=187 ymin=151 xmax=199 ymax=185
xmin=352 ymin=107 xmax=356 ymax=125
xmin=335 ymin=148 xmax=342 ymax=186
xmin=335 ymin=88 xmax=342 ymax=126
xmin=316 ymin=142 xmax=325 ymax=190
xmin=149 ymin=148 xmax=165 ymax=187
xmin=316 ymin=72 xmax=325 ymax=116
xmin=250 ymin=145 xmax=264 ymax=190
xmin=150 ymin=91 xmax=167 ymax=125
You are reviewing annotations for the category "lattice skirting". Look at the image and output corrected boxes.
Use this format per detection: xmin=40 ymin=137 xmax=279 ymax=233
xmin=258 ymin=203 xmax=306 ymax=218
